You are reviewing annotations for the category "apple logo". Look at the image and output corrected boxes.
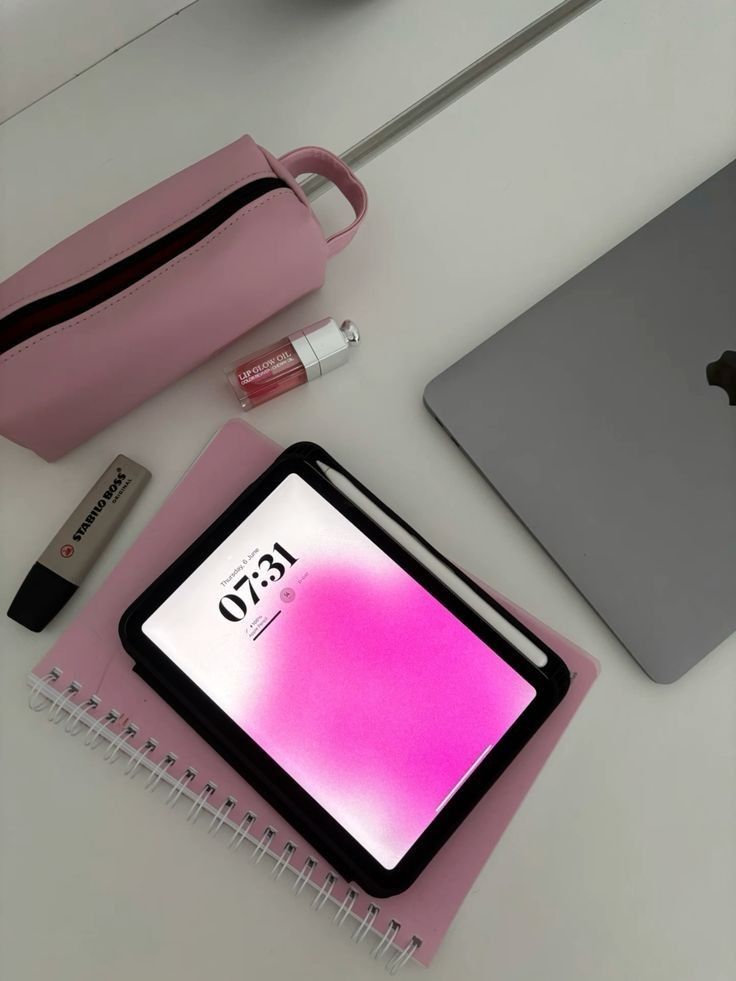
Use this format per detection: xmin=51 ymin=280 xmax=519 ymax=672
xmin=706 ymin=351 xmax=736 ymax=405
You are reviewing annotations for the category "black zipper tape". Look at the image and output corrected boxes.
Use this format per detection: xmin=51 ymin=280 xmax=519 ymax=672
xmin=0 ymin=176 xmax=287 ymax=355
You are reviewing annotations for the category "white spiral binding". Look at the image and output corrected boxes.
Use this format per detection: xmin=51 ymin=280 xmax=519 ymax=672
xmin=84 ymin=709 xmax=120 ymax=748
xmin=104 ymin=723 xmax=138 ymax=763
xmin=146 ymin=752 xmax=176 ymax=790
xmin=47 ymin=681 xmax=81 ymax=723
xmin=372 ymin=919 xmax=400 ymax=959
xmin=228 ymin=811 xmax=256 ymax=850
xmin=166 ymin=767 xmax=196 ymax=806
xmin=65 ymin=696 xmax=100 ymax=736
xmin=186 ymin=782 xmax=216 ymax=823
xmin=333 ymin=887 xmax=358 ymax=926
xmin=208 ymin=796 xmax=236 ymax=834
xmin=125 ymin=738 xmax=157 ymax=777
xmin=311 ymin=872 xmax=337 ymax=911
xmin=386 ymin=937 xmax=422 ymax=975
xmin=26 ymin=670 xmax=423 ymax=971
xmin=353 ymin=903 xmax=380 ymax=943
xmin=272 ymin=841 xmax=296 ymax=880
xmin=28 ymin=667 xmax=61 ymax=711
xmin=292 ymin=856 xmax=316 ymax=895
xmin=251 ymin=826 xmax=276 ymax=864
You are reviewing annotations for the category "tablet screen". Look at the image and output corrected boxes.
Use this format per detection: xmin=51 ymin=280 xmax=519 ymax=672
xmin=142 ymin=473 xmax=535 ymax=869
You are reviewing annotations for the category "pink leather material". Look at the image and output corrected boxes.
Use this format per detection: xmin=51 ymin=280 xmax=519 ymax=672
xmin=0 ymin=137 xmax=271 ymax=318
xmin=0 ymin=137 xmax=367 ymax=461
xmin=279 ymin=147 xmax=368 ymax=257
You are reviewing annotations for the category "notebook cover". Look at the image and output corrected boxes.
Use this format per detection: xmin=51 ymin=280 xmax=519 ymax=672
xmin=29 ymin=419 xmax=599 ymax=966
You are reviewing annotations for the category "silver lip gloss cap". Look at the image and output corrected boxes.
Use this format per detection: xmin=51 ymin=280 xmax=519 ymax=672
xmin=289 ymin=319 xmax=360 ymax=382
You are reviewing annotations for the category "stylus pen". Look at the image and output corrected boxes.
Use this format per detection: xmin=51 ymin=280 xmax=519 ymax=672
xmin=315 ymin=463 xmax=548 ymax=668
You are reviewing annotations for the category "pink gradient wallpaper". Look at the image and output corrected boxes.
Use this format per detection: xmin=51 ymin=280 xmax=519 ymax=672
xmin=143 ymin=474 xmax=535 ymax=869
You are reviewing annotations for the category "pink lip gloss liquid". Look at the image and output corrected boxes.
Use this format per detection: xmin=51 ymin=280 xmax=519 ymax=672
xmin=226 ymin=318 xmax=360 ymax=411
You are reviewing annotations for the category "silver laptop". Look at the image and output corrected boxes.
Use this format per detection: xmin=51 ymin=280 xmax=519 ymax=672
xmin=424 ymin=161 xmax=735 ymax=683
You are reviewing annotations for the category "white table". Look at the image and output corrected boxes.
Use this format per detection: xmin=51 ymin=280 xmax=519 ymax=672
xmin=2 ymin=1 xmax=735 ymax=978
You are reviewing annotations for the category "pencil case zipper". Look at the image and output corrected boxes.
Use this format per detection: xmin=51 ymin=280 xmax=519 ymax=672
xmin=0 ymin=176 xmax=287 ymax=356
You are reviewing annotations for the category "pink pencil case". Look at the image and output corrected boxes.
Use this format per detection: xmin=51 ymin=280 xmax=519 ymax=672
xmin=0 ymin=136 xmax=367 ymax=461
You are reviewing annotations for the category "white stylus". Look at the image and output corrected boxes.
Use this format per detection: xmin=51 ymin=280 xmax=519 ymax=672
xmin=315 ymin=462 xmax=548 ymax=668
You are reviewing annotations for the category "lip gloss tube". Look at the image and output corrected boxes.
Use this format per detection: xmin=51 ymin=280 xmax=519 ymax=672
xmin=226 ymin=318 xmax=360 ymax=411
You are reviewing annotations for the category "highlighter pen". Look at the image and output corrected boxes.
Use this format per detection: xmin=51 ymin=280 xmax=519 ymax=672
xmin=315 ymin=461 xmax=548 ymax=669
xmin=8 ymin=454 xmax=150 ymax=632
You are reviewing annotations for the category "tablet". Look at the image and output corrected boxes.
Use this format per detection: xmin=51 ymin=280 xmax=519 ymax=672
xmin=119 ymin=442 xmax=570 ymax=896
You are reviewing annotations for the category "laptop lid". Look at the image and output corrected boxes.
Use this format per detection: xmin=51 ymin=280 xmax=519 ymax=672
xmin=424 ymin=161 xmax=736 ymax=682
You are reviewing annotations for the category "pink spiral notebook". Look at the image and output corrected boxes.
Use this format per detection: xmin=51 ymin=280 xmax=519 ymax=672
xmin=28 ymin=419 xmax=599 ymax=970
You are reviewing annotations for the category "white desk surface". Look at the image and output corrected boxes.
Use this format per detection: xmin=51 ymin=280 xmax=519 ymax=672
xmin=1 ymin=0 xmax=560 ymax=125
xmin=1 ymin=1 xmax=735 ymax=979
xmin=0 ymin=0 xmax=556 ymax=267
